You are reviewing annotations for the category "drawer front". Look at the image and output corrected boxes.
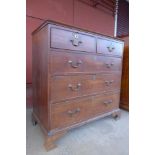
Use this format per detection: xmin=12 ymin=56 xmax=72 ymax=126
xmin=50 ymin=52 xmax=84 ymax=74
xmin=50 ymin=93 xmax=119 ymax=129
xmin=50 ymin=97 xmax=92 ymax=129
xmin=97 ymin=38 xmax=123 ymax=57
xmin=49 ymin=52 xmax=122 ymax=75
xmin=50 ymin=27 xmax=96 ymax=53
xmin=91 ymin=93 xmax=120 ymax=116
xmin=50 ymin=74 xmax=121 ymax=102
xmin=85 ymin=74 xmax=121 ymax=95
xmin=96 ymin=56 xmax=122 ymax=72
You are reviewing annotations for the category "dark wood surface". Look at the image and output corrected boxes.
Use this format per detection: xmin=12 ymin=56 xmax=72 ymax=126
xmin=50 ymin=27 xmax=96 ymax=53
xmin=120 ymin=46 xmax=129 ymax=110
xmin=32 ymin=21 xmax=124 ymax=150
xmin=50 ymin=73 xmax=121 ymax=102
xmin=49 ymin=51 xmax=122 ymax=75
xmin=32 ymin=24 xmax=49 ymax=131
xmin=97 ymin=38 xmax=124 ymax=57
xmin=50 ymin=93 xmax=119 ymax=129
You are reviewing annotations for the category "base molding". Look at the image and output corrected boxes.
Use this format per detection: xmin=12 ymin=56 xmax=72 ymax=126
xmin=32 ymin=109 xmax=121 ymax=151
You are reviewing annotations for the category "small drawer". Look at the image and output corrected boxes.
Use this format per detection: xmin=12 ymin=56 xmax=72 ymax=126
xmin=97 ymin=38 xmax=124 ymax=57
xmin=50 ymin=27 xmax=96 ymax=53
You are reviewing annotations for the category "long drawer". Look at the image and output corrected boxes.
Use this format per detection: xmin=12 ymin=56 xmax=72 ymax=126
xmin=49 ymin=51 xmax=122 ymax=75
xmin=50 ymin=73 xmax=121 ymax=102
xmin=50 ymin=93 xmax=120 ymax=129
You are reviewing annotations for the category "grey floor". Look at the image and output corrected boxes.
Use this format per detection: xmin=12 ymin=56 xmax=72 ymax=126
xmin=27 ymin=109 xmax=129 ymax=155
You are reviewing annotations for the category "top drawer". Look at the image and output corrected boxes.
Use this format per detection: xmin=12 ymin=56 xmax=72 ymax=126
xmin=97 ymin=38 xmax=124 ymax=57
xmin=50 ymin=27 xmax=96 ymax=53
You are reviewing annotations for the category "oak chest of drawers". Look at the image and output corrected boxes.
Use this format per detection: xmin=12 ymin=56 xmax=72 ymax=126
xmin=32 ymin=21 xmax=124 ymax=151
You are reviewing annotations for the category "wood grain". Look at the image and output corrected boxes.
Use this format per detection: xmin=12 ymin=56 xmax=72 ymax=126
xmin=49 ymin=51 xmax=122 ymax=75
xmin=50 ymin=27 xmax=96 ymax=53
xmin=50 ymin=93 xmax=120 ymax=129
xmin=32 ymin=21 xmax=124 ymax=151
xmin=120 ymin=46 xmax=129 ymax=110
xmin=50 ymin=74 xmax=121 ymax=102
xmin=97 ymin=38 xmax=124 ymax=57
xmin=32 ymin=24 xmax=49 ymax=131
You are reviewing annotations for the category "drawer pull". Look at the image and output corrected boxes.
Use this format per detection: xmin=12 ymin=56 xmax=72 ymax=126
xmin=105 ymin=80 xmax=114 ymax=86
xmin=70 ymin=39 xmax=82 ymax=46
xmin=103 ymin=100 xmax=113 ymax=105
xmin=106 ymin=63 xmax=114 ymax=68
xmin=107 ymin=45 xmax=115 ymax=52
xmin=67 ymin=108 xmax=81 ymax=117
xmin=68 ymin=60 xmax=82 ymax=68
xmin=68 ymin=83 xmax=81 ymax=91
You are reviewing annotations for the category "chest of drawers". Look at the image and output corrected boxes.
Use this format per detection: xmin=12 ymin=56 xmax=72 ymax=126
xmin=32 ymin=21 xmax=124 ymax=151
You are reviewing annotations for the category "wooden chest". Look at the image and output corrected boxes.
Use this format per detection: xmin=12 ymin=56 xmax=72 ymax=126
xmin=32 ymin=21 xmax=124 ymax=151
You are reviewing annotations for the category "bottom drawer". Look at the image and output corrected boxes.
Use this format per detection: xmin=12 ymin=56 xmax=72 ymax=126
xmin=50 ymin=93 xmax=120 ymax=129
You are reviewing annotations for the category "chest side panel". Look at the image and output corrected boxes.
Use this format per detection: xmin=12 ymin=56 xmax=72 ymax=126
xmin=32 ymin=25 xmax=50 ymax=131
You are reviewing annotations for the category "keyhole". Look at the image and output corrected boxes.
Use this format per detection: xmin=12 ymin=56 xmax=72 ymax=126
xmin=73 ymin=32 xmax=79 ymax=39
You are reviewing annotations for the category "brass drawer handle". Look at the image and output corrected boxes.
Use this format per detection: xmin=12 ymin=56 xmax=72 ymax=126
xmin=107 ymin=44 xmax=115 ymax=52
xmin=67 ymin=108 xmax=81 ymax=117
xmin=68 ymin=60 xmax=82 ymax=68
xmin=106 ymin=63 xmax=114 ymax=68
xmin=70 ymin=39 xmax=82 ymax=46
xmin=103 ymin=100 xmax=113 ymax=106
xmin=105 ymin=80 xmax=114 ymax=86
xmin=68 ymin=83 xmax=81 ymax=91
